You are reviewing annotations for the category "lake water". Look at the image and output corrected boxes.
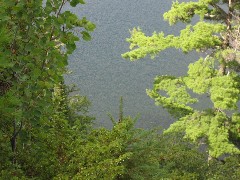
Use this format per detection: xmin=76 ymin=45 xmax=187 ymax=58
xmin=64 ymin=0 xmax=201 ymax=129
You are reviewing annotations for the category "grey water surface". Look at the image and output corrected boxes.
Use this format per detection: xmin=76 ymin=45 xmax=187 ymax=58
xmin=64 ymin=0 xmax=201 ymax=129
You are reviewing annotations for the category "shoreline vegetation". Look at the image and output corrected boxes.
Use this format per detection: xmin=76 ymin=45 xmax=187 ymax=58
xmin=1 ymin=0 xmax=240 ymax=179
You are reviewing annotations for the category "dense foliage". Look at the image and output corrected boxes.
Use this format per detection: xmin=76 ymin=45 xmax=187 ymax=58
xmin=0 ymin=0 xmax=95 ymax=178
xmin=1 ymin=0 xmax=240 ymax=179
xmin=123 ymin=0 xmax=240 ymax=159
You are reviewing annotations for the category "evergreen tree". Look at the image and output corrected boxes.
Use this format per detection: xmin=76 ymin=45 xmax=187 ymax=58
xmin=123 ymin=0 xmax=240 ymax=158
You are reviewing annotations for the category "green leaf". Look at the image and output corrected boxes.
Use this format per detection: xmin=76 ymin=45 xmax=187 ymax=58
xmin=81 ymin=31 xmax=91 ymax=41
xmin=0 ymin=55 xmax=14 ymax=68
xmin=85 ymin=22 xmax=96 ymax=31
xmin=79 ymin=0 xmax=85 ymax=4
xmin=66 ymin=43 xmax=76 ymax=54
xmin=70 ymin=0 xmax=85 ymax=7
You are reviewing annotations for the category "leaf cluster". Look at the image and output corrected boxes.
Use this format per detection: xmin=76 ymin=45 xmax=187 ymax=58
xmin=123 ymin=0 xmax=240 ymax=158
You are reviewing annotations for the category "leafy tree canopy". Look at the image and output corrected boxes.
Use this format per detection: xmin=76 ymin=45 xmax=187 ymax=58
xmin=123 ymin=0 xmax=240 ymax=158
xmin=0 ymin=0 xmax=95 ymax=177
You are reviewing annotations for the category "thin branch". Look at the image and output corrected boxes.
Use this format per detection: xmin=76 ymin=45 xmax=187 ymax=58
xmin=210 ymin=3 xmax=228 ymax=20
xmin=11 ymin=120 xmax=23 ymax=152
xmin=50 ymin=0 xmax=66 ymax=41
xmin=56 ymin=0 xmax=66 ymax=18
